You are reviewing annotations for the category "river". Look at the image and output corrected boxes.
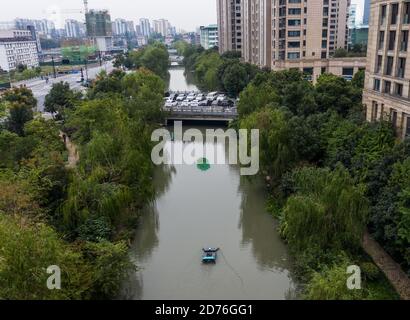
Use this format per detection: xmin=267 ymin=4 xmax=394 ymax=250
xmin=122 ymin=66 xmax=297 ymax=300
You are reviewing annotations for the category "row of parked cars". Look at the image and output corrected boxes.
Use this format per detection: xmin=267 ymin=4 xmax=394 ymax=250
xmin=164 ymin=91 xmax=235 ymax=109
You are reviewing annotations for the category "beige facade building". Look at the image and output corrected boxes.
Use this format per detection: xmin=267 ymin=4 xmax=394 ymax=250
xmin=363 ymin=0 xmax=410 ymax=138
xmin=218 ymin=0 xmax=350 ymax=69
xmin=275 ymin=56 xmax=366 ymax=83
xmin=217 ymin=0 xmax=243 ymax=53
xmin=242 ymin=0 xmax=272 ymax=67
xmin=272 ymin=0 xmax=349 ymax=69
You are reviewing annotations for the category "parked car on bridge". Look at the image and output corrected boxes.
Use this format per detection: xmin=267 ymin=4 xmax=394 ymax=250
xmin=186 ymin=93 xmax=196 ymax=101
xmin=190 ymin=101 xmax=199 ymax=108
xmin=216 ymin=94 xmax=226 ymax=102
xmin=181 ymin=100 xmax=190 ymax=107
xmin=206 ymin=92 xmax=218 ymax=101
xmin=176 ymin=94 xmax=186 ymax=101
xmin=211 ymin=100 xmax=219 ymax=107
xmin=219 ymin=100 xmax=234 ymax=107
xmin=165 ymin=101 xmax=178 ymax=108
xmin=198 ymin=100 xmax=208 ymax=107
xmin=195 ymin=94 xmax=205 ymax=101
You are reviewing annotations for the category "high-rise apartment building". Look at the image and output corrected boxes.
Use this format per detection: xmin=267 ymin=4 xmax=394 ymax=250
xmin=242 ymin=0 xmax=272 ymax=67
xmin=153 ymin=19 xmax=171 ymax=37
xmin=126 ymin=21 xmax=135 ymax=36
xmin=200 ymin=24 xmax=219 ymax=49
xmin=65 ymin=19 xmax=85 ymax=38
xmin=217 ymin=0 xmax=243 ymax=54
xmin=85 ymin=10 xmax=113 ymax=53
xmin=217 ymin=0 xmax=349 ymax=68
xmin=363 ymin=0 xmax=410 ymax=138
xmin=140 ymin=18 xmax=151 ymax=37
xmin=85 ymin=10 xmax=112 ymax=37
xmin=348 ymin=4 xmax=357 ymax=29
xmin=363 ymin=0 xmax=371 ymax=25
xmin=272 ymin=0 xmax=349 ymax=69
xmin=113 ymin=18 xmax=128 ymax=36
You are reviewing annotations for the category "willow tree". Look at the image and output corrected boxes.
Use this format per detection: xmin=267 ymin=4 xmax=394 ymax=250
xmin=240 ymin=108 xmax=292 ymax=179
xmin=281 ymin=165 xmax=369 ymax=252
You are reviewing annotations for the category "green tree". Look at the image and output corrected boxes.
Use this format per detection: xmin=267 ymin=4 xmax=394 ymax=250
xmin=0 ymin=214 xmax=92 ymax=300
xmin=44 ymin=82 xmax=80 ymax=119
xmin=351 ymin=69 xmax=365 ymax=89
xmin=2 ymin=87 xmax=37 ymax=135
xmin=333 ymin=48 xmax=348 ymax=57
xmin=222 ymin=62 xmax=248 ymax=97
xmin=281 ymin=166 xmax=369 ymax=252
xmin=315 ymin=73 xmax=362 ymax=116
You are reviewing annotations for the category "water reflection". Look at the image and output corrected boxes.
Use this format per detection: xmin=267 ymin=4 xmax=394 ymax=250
xmin=167 ymin=66 xmax=198 ymax=92
xmin=238 ymin=176 xmax=290 ymax=272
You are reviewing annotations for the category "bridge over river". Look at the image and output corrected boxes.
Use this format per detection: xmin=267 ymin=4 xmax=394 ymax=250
xmin=163 ymin=90 xmax=239 ymax=123
xmin=165 ymin=109 xmax=238 ymax=124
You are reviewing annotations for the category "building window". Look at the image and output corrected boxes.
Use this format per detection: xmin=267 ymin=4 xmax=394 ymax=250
xmin=321 ymin=67 xmax=327 ymax=74
xmin=386 ymin=56 xmax=394 ymax=75
xmin=388 ymin=31 xmax=396 ymax=51
xmin=288 ymin=19 xmax=301 ymax=26
xmin=372 ymin=101 xmax=379 ymax=121
xmin=322 ymin=29 xmax=328 ymax=37
xmin=287 ymin=52 xmax=300 ymax=59
xmin=391 ymin=3 xmax=399 ymax=24
xmin=303 ymin=67 xmax=313 ymax=75
xmin=376 ymin=55 xmax=383 ymax=73
xmin=395 ymin=83 xmax=403 ymax=96
xmin=288 ymin=30 xmax=301 ymax=37
xmin=288 ymin=41 xmax=301 ymax=48
xmin=391 ymin=109 xmax=398 ymax=128
xmin=378 ymin=31 xmax=385 ymax=50
xmin=343 ymin=68 xmax=354 ymax=76
xmin=321 ymin=51 xmax=327 ymax=58
xmin=404 ymin=2 xmax=410 ymax=24
xmin=288 ymin=0 xmax=301 ymax=3
xmin=397 ymin=57 xmax=406 ymax=78
xmin=406 ymin=116 xmax=410 ymax=136
xmin=288 ymin=8 xmax=301 ymax=15
xmin=384 ymin=80 xmax=391 ymax=94
xmin=381 ymin=5 xmax=387 ymax=25
xmin=322 ymin=40 xmax=327 ymax=48
xmin=401 ymin=30 xmax=409 ymax=51
xmin=373 ymin=78 xmax=381 ymax=91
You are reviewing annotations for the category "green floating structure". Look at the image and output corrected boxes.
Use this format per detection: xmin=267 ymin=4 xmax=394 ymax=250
xmin=196 ymin=157 xmax=211 ymax=171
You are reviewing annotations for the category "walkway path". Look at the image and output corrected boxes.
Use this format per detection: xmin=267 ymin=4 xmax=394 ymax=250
xmin=363 ymin=231 xmax=410 ymax=300
xmin=60 ymin=131 xmax=79 ymax=169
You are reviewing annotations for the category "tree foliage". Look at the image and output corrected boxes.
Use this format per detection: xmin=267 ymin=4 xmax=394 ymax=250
xmin=2 ymin=87 xmax=37 ymax=135
xmin=281 ymin=166 xmax=369 ymax=252
xmin=45 ymin=82 xmax=81 ymax=118
xmin=114 ymin=43 xmax=169 ymax=79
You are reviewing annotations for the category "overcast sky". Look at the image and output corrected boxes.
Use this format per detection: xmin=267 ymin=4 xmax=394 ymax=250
xmin=0 ymin=0 xmax=217 ymax=31
xmin=1 ymin=0 xmax=364 ymax=31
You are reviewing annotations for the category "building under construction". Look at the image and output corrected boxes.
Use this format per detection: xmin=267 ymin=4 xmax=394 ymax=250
xmin=85 ymin=10 xmax=112 ymax=37
xmin=84 ymin=8 xmax=113 ymax=53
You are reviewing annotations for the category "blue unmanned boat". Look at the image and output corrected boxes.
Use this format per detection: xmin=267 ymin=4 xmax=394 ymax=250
xmin=202 ymin=248 xmax=219 ymax=263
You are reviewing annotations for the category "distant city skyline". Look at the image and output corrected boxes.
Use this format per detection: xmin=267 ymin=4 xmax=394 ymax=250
xmin=0 ymin=0 xmax=217 ymax=31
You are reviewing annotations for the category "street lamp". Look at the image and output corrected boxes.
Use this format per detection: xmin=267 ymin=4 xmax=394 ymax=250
xmin=84 ymin=59 xmax=89 ymax=81
xmin=51 ymin=56 xmax=57 ymax=79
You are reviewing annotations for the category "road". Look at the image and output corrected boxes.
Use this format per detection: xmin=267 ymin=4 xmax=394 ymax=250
xmin=15 ymin=61 xmax=114 ymax=113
